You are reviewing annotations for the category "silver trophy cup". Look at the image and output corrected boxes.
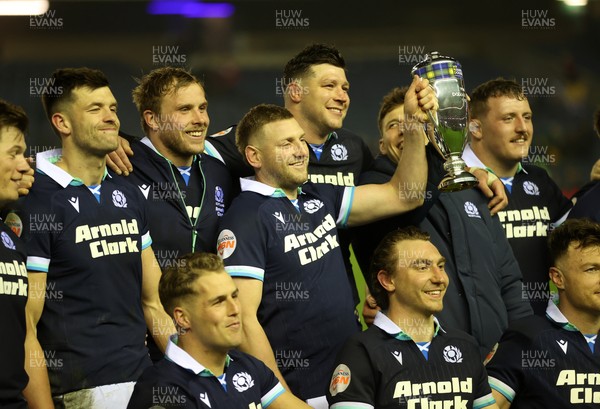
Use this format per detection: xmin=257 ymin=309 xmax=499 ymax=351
xmin=411 ymin=52 xmax=478 ymax=192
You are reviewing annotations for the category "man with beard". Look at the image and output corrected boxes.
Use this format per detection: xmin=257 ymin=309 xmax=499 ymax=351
xmin=127 ymin=67 xmax=238 ymax=361
xmin=486 ymin=218 xmax=600 ymax=409
xmin=14 ymin=67 xmax=174 ymax=408
xmin=217 ymin=74 xmax=433 ymax=408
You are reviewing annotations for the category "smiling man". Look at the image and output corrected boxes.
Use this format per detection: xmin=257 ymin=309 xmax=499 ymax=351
xmin=128 ymin=67 xmax=238 ymax=362
xmin=0 ymin=99 xmax=32 ymax=409
xmin=129 ymin=67 xmax=237 ymax=268
xmin=217 ymin=74 xmax=433 ymax=408
xmin=127 ymin=252 xmax=312 ymax=409
xmin=486 ymin=218 xmax=600 ymax=409
xmin=204 ymin=44 xmax=374 ymax=309
xmin=13 ymin=67 xmax=174 ymax=408
xmin=463 ymin=78 xmax=572 ymax=316
xmin=327 ymin=227 xmax=498 ymax=409
xmin=351 ymin=86 xmax=531 ymax=358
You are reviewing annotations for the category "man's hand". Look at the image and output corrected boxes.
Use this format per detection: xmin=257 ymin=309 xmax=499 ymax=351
xmin=590 ymin=158 xmax=600 ymax=181
xmin=106 ymin=136 xmax=133 ymax=175
xmin=469 ymin=167 xmax=508 ymax=215
xmin=404 ymin=75 xmax=438 ymax=123
xmin=362 ymin=294 xmax=380 ymax=327
xmin=18 ymin=159 xmax=35 ymax=197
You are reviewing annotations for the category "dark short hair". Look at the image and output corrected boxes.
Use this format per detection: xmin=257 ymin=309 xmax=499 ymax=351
xmin=548 ymin=218 xmax=600 ymax=267
xmin=283 ymin=43 xmax=345 ymax=85
xmin=41 ymin=67 xmax=110 ymax=127
xmin=593 ymin=107 xmax=600 ymax=138
xmin=370 ymin=226 xmax=431 ymax=310
xmin=0 ymin=99 xmax=28 ymax=137
xmin=235 ymin=103 xmax=294 ymax=157
xmin=469 ymin=78 xmax=527 ymax=119
xmin=132 ymin=67 xmax=203 ymax=135
xmin=159 ymin=252 xmax=225 ymax=317
xmin=377 ymin=86 xmax=409 ymax=135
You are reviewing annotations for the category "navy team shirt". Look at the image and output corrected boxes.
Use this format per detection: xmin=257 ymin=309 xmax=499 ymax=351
xmin=128 ymin=335 xmax=285 ymax=409
xmin=0 ymin=220 xmax=28 ymax=408
xmin=217 ymin=178 xmax=361 ymax=400
xmin=487 ymin=300 xmax=600 ymax=409
xmin=327 ymin=312 xmax=495 ymax=409
xmin=13 ymin=149 xmax=152 ymax=395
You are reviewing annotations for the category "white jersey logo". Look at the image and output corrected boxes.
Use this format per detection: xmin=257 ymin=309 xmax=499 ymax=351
xmin=557 ymin=339 xmax=568 ymax=354
xmin=138 ymin=184 xmax=150 ymax=199
xmin=443 ymin=345 xmax=463 ymax=363
xmin=331 ymin=144 xmax=348 ymax=161
xmin=232 ymin=372 xmax=254 ymax=392
xmin=1 ymin=231 xmax=15 ymax=250
xmin=273 ymin=211 xmax=286 ymax=224
xmin=112 ymin=190 xmax=128 ymax=208
xmin=303 ymin=199 xmax=324 ymax=214
xmin=464 ymin=201 xmax=481 ymax=219
xmin=68 ymin=196 xmax=80 ymax=213
xmin=392 ymin=350 xmax=403 ymax=365
xmin=199 ymin=392 xmax=211 ymax=407
xmin=523 ymin=181 xmax=540 ymax=196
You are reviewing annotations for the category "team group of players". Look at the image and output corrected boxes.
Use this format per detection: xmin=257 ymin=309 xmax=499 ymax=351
xmin=0 ymin=43 xmax=599 ymax=409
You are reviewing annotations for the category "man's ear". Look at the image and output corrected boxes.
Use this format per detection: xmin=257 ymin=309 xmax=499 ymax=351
xmin=173 ymin=306 xmax=190 ymax=331
xmin=377 ymin=269 xmax=396 ymax=292
xmin=549 ymin=266 xmax=565 ymax=290
xmin=469 ymin=120 xmax=482 ymax=140
xmin=378 ymin=138 xmax=387 ymax=156
xmin=245 ymin=145 xmax=261 ymax=169
xmin=286 ymin=81 xmax=304 ymax=104
xmin=143 ymin=110 xmax=159 ymax=131
xmin=51 ymin=113 xmax=70 ymax=136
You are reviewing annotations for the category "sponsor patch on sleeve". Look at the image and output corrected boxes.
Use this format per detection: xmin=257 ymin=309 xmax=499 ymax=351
xmin=329 ymin=364 xmax=351 ymax=396
xmin=217 ymin=229 xmax=237 ymax=259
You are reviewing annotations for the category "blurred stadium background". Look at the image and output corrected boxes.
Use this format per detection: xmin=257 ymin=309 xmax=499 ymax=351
xmin=1 ymin=0 xmax=598 ymax=195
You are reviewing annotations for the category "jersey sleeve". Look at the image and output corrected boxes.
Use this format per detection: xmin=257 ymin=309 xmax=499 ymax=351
xmin=472 ymin=362 xmax=495 ymax=409
xmin=217 ymin=203 xmax=267 ymax=281
xmin=327 ymin=336 xmax=376 ymax=409
xmin=16 ymin=195 xmax=53 ymax=273
xmin=244 ymin=354 xmax=285 ymax=408
xmin=485 ymin=329 xmax=527 ymax=404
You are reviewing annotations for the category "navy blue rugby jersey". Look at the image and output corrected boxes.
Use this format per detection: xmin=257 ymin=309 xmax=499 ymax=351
xmin=128 ymin=337 xmax=285 ymax=409
xmin=487 ymin=301 xmax=600 ymax=409
xmin=127 ymin=137 xmax=238 ymax=268
xmin=0 ymin=220 xmax=28 ymax=407
xmin=217 ymin=178 xmax=361 ymax=400
xmin=328 ymin=312 xmax=495 ymax=409
xmin=12 ymin=149 xmax=152 ymax=394
xmin=206 ymin=125 xmax=374 ymax=305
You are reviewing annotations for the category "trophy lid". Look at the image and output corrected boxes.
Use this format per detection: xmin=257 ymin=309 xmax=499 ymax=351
xmin=411 ymin=51 xmax=463 ymax=80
